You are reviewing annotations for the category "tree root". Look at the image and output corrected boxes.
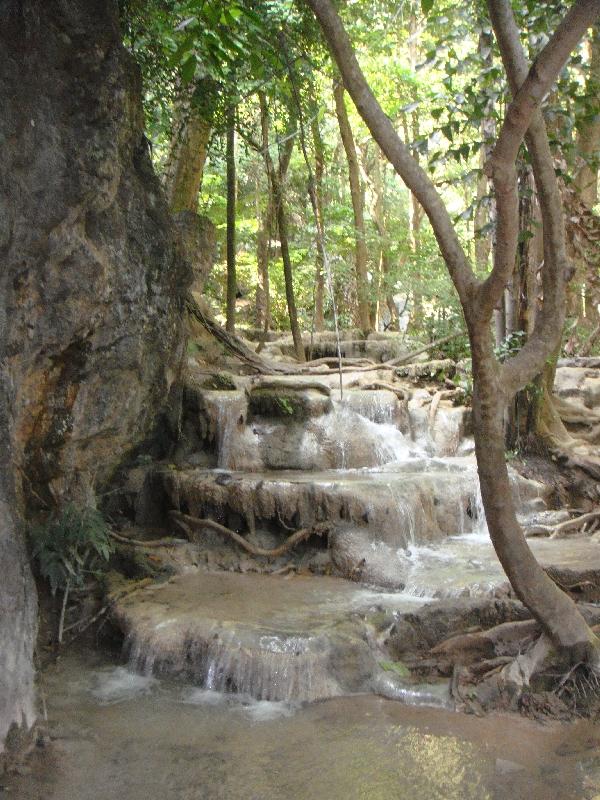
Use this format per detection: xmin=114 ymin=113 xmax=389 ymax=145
xmin=109 ymin=530 xmax=190 ymax=548
xmin=187 ymin=294 xmax=289 ymax=374
xmin=536 ymin=391 xmax=600 ymax=479
xmin=525 ymin=509 xmax=600 ymax=539
xmin=169 ymin=510 xmax=329 ymax=558
xmin=543 ymin=566 xmax=600 ymax=602
xmin=430 ymin=619 xmax=541 ymax=667
xmin=302 ymin=355 xmax=375 ymax=368
xmin=499 ymin=634 xmax=557 ymax=693
xmin=188 ymin=297 xmax=463 ymax=378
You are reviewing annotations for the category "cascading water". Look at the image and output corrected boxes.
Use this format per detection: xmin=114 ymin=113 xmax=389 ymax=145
xmin=117 ymin=373 xmax=566 ymax=706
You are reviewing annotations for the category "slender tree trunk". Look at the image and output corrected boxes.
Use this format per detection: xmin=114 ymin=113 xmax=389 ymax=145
xmin=312 ymin=118 xmax=326 ymax=332
xmin=570 ymin=25 xmax=600 ymax=329
xmin=333 ymin=80 xmax=371 ymax=332
xmin=256 ymin=100 xmax=274 ymax=332
xmin=258 ymin=94 xmax=305 ymax=361
xmin=225 ymin=109 xmax=237 ymax=333
xmin=255 ymin=197 xmax=273 ymax=332
xmin=400 ymin=112 xmax=425 ymax=332
xmin=475 ymin=30 xmax=496 ymax=276
xmin=405 ymin=16 xmax=425 ymax=332
xmin=575 ymin=24 xmax=600 ymax=209
xmin=276 ymin=182 xmax=305 ymax=361
xmin=368 ymin=153 xmax=397 ymax=330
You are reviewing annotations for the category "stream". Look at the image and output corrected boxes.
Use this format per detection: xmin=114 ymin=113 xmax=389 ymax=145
xmin=9 ymin=367 xmax=600 ymax=798
xmin=9 ymin=648 xmax=600 ymax=800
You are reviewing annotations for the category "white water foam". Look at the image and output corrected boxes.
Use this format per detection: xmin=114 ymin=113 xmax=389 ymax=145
xmin=90 ymin=667 xmax=158 ymax=705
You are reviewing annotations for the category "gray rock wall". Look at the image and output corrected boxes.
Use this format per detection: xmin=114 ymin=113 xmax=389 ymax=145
xmin=0 ymin=0 xmax=191 ymax=755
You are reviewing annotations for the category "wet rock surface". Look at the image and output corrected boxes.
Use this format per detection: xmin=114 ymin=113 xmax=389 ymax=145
xmin=112 ymin=572 xmax=417 ymax=702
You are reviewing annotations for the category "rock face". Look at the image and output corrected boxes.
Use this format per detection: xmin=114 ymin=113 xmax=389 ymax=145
xmin=0 ymin=387 xmax=37 ymax=766
xmin=0 ymin=0 xmax=190 ymax=756
xmin=174 ymin=211 xmax=216 ymax=296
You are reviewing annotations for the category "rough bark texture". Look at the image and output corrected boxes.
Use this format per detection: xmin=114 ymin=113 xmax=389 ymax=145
xmin=174 ymin=212 xmax=216 ymax=297
xmin=163 ymin=88 xmax=212 ymax=214
xmin=0 ymin=0 xmax=191 ymax=755
xmin=163 ymin=80 xmax=216 ymax=297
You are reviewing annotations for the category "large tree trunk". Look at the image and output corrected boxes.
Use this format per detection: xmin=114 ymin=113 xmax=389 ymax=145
xmin=0 ymin=0 xmax=191 ymax=756
xmin=305 ymin=0 xmax=600 ymax=668
xmin=470 ymin=332 xmax=597 ymax=660
xmin=225 ymin=109 xmax=237 ymax=333
xmin=163 ymin=78 xmax=216 ymax=297
xmin=333 ymin=81 xmax=371 ymax=333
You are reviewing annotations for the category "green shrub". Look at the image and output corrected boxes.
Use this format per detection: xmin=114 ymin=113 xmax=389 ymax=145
xmin=30 ymin=505 xmax=114 ymax=596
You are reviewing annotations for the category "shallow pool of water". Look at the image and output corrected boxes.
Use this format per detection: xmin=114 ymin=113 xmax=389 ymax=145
xmin=9 ymin=650 xmax=600 ymax=800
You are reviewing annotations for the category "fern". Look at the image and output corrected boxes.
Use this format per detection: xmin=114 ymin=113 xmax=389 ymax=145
xmin=30 ymin=505 xmax=114 ymax=596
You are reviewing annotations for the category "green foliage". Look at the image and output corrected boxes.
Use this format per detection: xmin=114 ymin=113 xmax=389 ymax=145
xmin=276 ymin=397 xmax=295 ymax=415
xmin=30 ymin=505 xmax=114 ymax=596
xmin=423 ymin=311 xmax=470 ymax=361
xmin=121 ymin=0 xmax=597 ymax=349
xmin=379 ymin=660 xmax=411 ymax=678
xmin=494 ymin=330 xmax=526 ymax=363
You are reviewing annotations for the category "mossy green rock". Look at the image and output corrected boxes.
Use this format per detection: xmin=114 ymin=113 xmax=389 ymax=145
xmin=248 ymin=388 xmax=332 ymax=420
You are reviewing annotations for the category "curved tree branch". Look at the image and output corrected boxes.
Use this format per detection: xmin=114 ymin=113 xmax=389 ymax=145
xmin=489 ymin=0 xmax=600 ymax=394
xmin=479 ymin=0 xmax=600 ymax=322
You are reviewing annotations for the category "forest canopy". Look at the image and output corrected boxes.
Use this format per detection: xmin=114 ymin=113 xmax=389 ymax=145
xmin=119 ymin=0 xmax=599 ymax=354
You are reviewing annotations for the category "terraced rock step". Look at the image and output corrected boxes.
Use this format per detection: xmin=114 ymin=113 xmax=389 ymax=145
xmin=156 ymin=463 xmax=546 ymax=552
xmin=112 ymin=530 xmax=600 ymax=703
xmin=113 ymin=572 xmax=429 ymax=703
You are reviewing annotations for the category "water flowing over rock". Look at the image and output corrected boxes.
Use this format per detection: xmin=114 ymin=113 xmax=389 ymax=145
xmin=0 ymin=0 xmax=190 ymax=756
xmin=109 ymin=368 xmax=574 ymax=706
xmin=115 ymin=573 xmax=389 ymax=702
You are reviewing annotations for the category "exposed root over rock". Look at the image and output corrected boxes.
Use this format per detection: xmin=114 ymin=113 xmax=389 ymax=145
xmin=387 ymin=596 xmax=600 ymax=718
xmin=169 ymin=510 xmax=329 ymax=558
xmin=526 ymin=508 xmax=600 ymax=538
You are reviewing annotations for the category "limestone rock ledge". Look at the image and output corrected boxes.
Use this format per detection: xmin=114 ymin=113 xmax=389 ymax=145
xmin=0 ymin=0 xmax=191 ymax=756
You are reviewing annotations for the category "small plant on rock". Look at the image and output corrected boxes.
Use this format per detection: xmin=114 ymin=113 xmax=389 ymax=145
xmin=29 ymin=504 xmax=114 ymax=643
